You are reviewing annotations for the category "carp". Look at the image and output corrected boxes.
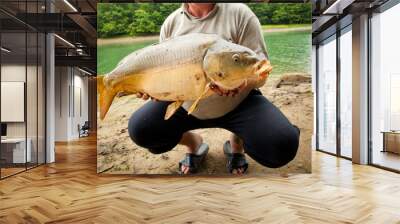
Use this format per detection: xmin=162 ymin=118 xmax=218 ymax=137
xmin=98 ymin=33 xmax=272 ymax=120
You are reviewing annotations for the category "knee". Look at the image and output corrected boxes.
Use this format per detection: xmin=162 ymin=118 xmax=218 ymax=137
xmin=271 ymin=125 xmax=300 ymax=168
xmin=249 ymin=125 xmax=300 ymax=168
xmin=128 ymin=113 xmax=152 ymax=148
xmin=127 ymin=113 xmax=174 ymax=155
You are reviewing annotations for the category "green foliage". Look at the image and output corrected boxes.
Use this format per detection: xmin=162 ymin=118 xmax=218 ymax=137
xmin=98 ymin=3 xmax=180 ymax=38
xmin=98 ymin=3 xmax=311 ymax=38
xmin=129 ymin=9 xmax=158 ymax=35
xmin=247 ymin=3 xmax=311 ymax=25
xmin=97 ymin=4 xmax=134 ymax=38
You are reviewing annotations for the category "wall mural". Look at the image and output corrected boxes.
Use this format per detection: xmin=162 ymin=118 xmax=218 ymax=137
xmin=97 ymin=3 xmax=313 ymax=175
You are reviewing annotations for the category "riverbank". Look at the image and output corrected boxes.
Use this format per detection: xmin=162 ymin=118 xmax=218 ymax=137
xmin=97 ymin=25 xmax=311 ymax=46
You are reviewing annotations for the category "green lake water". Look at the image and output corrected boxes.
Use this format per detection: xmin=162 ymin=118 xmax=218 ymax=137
xmin=98 ymin=30 xmax=311 ymax=76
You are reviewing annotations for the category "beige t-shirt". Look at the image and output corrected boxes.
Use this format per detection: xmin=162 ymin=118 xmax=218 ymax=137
xmin=160 ymin=3 xmax=268 ymax=119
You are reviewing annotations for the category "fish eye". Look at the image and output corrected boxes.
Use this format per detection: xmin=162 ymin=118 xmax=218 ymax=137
xmin=232 ymin=54 xmax=240 ymax=62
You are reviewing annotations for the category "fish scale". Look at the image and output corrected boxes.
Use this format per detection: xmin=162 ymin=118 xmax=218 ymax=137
xmin=98 ymin=33 xmax=272 ymax=120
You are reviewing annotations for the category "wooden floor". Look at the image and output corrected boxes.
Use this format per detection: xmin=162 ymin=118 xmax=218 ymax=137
xmin=1 ymin=136 xmax=400 ymax=224
xmin=0 ymin=167 xmax=26 ymax=178
xmin=372 ymin=150 xmax=400 ymax=171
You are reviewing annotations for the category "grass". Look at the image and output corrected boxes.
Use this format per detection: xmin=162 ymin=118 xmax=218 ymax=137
xmin=97 ymin=30 xmax=311 ymax=76
xmin=97 ymin=40 xmax=155 ymax=75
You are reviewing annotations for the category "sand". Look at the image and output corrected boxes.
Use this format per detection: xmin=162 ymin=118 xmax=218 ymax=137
xmin=97 ymin=73 xmax=313 ymax=175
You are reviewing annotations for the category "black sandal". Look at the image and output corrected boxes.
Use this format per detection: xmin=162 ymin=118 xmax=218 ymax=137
xmin=178 ymin=143 xmax=209 ymax=174
xmin=223 ymin=141 xmax=248 ymax=174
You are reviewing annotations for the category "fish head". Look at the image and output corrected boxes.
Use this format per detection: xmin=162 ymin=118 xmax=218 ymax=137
xmin=203 ymin=41 xmax=272 ymax=89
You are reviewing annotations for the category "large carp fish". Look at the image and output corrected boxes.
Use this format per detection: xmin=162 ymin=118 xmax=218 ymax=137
xmin=98 ymin=33 xmax=272 ymax=120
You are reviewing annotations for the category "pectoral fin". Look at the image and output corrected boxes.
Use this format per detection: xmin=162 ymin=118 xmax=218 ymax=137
xmin=98 ymin=75 xmax=117 ymax=120
xmin=187 ymin=83 xmax=212 ymax=115
xmin=164 ymin=101 xmax=183 ymax=120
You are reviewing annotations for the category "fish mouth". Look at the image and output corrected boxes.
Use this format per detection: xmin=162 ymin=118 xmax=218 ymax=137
xmin=254 ymin=59 xmax=273 ymax=79
xmin=208 ymin=59 xmax=272 ymax=91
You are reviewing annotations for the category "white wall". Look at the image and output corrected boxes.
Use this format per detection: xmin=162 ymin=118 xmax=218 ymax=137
xmin=1 ymin=63 xmax=46 ymax=164
xmin=54 ymin=67 xmax=89 ymax=141
xmin=55 ymin=67 xmax=69 ymax=141
xmin=1 ymin=65 xmax=37 ymax=138
xmin=1 ymin=65 xmax=26 ymax=139
xmin=72 ymin=73 xmax=89 ymax=138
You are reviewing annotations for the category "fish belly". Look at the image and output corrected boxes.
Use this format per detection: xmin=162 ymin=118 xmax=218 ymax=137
xmin=119 ymin=62 xmax=207 ymax=101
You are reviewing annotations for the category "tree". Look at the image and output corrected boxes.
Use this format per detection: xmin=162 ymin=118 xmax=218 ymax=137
xmin=129 ymin=9 xmax=159 ymax=35
xmin=97 ymin=3 xmax=311 ymax=38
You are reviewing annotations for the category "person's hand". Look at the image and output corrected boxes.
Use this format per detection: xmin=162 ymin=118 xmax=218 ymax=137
xmin=254 ymin=73 xmax=269 ymax=88
xmin=136 ymin=92 xmax=158 ymax=101
xmin=254 ymin=60 xmax=272 ymax=88
xmin=210 ymin=81 xmax=248 ymax=97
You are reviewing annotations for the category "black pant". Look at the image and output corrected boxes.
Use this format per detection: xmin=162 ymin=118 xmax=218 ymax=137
xmin=128 ymin=90 xmax=300 ymax=168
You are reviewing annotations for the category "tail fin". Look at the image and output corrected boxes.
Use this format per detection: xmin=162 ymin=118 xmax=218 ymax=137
xmin=97 ymin=75 xmax=117 ymax=120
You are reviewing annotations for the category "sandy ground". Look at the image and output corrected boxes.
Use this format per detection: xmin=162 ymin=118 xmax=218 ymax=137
xmin=97 ymin=73 xmax=313 ymax=175
xmin=97 ymin=27 xmax=311 ymax=46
